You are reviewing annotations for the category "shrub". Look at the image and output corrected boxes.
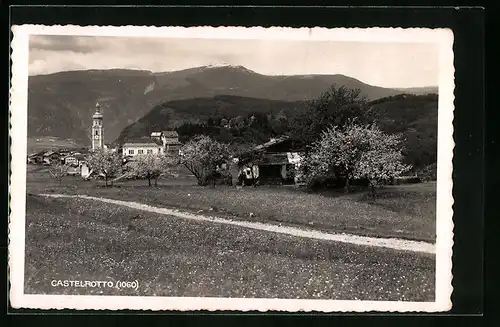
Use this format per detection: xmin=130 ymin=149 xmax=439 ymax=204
xmin=416 ymin=163 xmax=437 ymax=182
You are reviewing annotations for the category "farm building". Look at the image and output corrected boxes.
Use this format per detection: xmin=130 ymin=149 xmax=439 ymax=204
xmin=236 ymin=136 xmax=305 ymax=185
xmin=27 ymin=152 xmax=44 ymax=164
xmin=35 ymin=150 xmax=60 ymax=165
xmin=151 ymin=130 xmax=182 ymax=155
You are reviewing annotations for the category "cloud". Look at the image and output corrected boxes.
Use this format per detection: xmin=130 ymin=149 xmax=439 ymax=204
xmin=30 ymin=35 xmax=102 ymax=54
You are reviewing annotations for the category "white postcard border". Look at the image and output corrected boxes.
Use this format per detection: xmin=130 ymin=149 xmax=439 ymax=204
xmin=9 ymin=25 xmax=455 ymax=312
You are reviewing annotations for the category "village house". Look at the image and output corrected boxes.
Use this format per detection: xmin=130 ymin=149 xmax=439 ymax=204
xmin=27 ymin=152 xmax=43 ymax=164
xmin=122 ymin=137 xmax=165 ymax=159
xmin=237 ymin=136 xmax=305 ymax=186
xmin=121 ymin=130 xmax=182 ymax=160
xmin=62 ymin=155 xmax=78 ymax=166
xmin=162 ymin=130 xmax=182 ymax=154
xmin=62 ymin=153 xmax=88 ymax=167
xmin=150 ymin=130 xmax=182 ymax=155
xmin=41 ymin=150 xmax=60 ymax=165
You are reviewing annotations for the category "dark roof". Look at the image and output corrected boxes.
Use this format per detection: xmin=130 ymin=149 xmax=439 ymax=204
xmin=152 ymin=138 xmax=163 ymax=146
xmin=123 ymin=143 xmax=159 ymax=148
xmin=164 ymin=139 xmax=182 ymax=145
xmin=123 ymin=141 xmax=159 ymax=147
xmin=74 ymin=154 xmax=87 ymax=160
xmin=123 ymin=137 xmax=162 ymax=146
xmin=162 ymin=130 xmax=179 ymax=138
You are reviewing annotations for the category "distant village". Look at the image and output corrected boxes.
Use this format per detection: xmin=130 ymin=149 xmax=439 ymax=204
xmin=27 ymin=101 xmax=308 ymax=185
xmin=27 ymin=102 xmax=183 ymax=178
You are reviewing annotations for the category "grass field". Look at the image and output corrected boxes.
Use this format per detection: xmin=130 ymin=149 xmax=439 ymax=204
xmin=27 ymin=165 xmax=437 ymax=242
xmin=24 ymin=194 xmax=435 ymax=300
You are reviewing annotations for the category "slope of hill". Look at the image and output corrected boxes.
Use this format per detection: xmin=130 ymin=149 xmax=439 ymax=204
xmin=117 ymin=93 xmax=438 ymax=169
xmin=115 ymin=95 xmax=308 ymax=145
xmin=27 ymin=65 xmax=435 ymax=144
xmin=28 ymin=69 xmax=157 ymax=143
xmin=369 ymin=93 xmax=438 ymax=168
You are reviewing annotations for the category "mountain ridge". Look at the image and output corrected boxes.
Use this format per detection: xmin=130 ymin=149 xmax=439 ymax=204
xmin=27 ymin=65 xmax=438 ymax=146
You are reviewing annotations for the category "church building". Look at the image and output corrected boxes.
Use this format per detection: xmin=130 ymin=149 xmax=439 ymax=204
xmin=92 ymin=101 xmax=104 ymax=151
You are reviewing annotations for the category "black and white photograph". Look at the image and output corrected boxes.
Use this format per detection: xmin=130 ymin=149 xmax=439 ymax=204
xmin=9 ymin=25 xmax=454 ymax=312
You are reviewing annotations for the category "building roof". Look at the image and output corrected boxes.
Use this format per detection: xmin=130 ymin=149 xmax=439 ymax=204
xmin=92 ymin=112 xmax=103 ymax=119
xmin=123 ymin=142 xmax=160 ymax=147
xmin=92 ymin=101 xmax=102 ymax=119
xmin=74 ymin=154 xmax=87 ymax=160
xmin=162 ymin=130 xmax=179 ymax=138
xmin=123 ymin=137 xmax=163 ymax=146
xmin=253 ymin=136 xmax=290 ymax=151
xmin=152 ymin=138 xmax=164 ymax=146
xmin=164 ymin=139 xmax=182 ymax=145
xmin=237 ymin=136 xmax=303 ymax=166
xmin=151 ymin=132 xmax=162 ymax=137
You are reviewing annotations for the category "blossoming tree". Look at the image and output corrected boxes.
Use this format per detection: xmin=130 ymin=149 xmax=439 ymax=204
xmin=303 ymin=119 xmax=411 ymax=197
xmin=129 ymin=153 xmax=177 ymax=186
xmin=87 ymin=149 xmax=122 ymax=187
xmin=180 ymin=135 xmax=230 ymax=186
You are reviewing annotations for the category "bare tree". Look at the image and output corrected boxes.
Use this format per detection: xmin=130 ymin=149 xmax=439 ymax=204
xmin=48 ymin=161 xmax=69 ymax=185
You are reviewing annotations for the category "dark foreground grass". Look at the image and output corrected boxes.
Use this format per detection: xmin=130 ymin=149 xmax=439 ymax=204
xmin=25 ymin=194 xmax=435 ymax=301
xmin=27 ymin=166 xmax=436 ymax=242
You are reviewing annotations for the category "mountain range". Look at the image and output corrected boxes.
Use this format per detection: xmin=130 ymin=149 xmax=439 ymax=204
xmin=27 ymin=65 xmax=437 ymax=146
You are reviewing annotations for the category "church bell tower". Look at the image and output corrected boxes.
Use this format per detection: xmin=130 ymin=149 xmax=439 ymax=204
xmin=91 ymin=101 xmax=104 ymax=151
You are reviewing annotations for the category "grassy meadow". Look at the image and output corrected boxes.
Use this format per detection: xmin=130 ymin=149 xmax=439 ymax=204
xmin=23 ymin=163 xmax=436 ymax=300
xmin=27 ymin=164 xmax=437 ymax=243
xmin=25 ymin=194 xmax=435 ymax=300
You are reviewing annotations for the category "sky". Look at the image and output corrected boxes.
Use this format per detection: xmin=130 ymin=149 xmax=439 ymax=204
xmin=28 ymin=35 xmax=440 ymax=88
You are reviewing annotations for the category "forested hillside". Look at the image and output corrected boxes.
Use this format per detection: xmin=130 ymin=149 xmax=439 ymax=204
xmin=115 ymin=95 xmax=308 ymax=146
xmin=117 ymin=92 xmax=438 ymax=170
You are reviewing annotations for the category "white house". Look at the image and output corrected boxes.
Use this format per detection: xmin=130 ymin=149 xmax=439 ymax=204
xmin=63 ymin=156 xmax=78 ymax=166
xmin=122 ymin=138 xmax=164 ymax=158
